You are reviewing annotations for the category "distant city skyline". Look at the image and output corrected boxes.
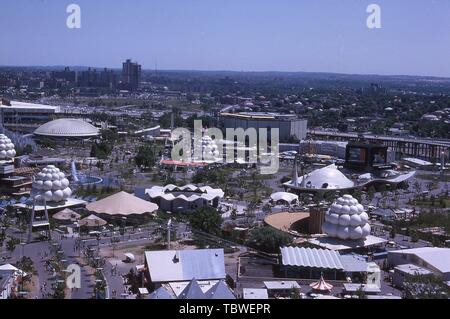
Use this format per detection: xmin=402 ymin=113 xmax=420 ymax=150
xmin=1 ymin=0 xmax=450 ymax=77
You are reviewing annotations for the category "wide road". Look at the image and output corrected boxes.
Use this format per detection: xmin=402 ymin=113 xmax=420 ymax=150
xmin=1 ymin=230 xmax=52 ymax=298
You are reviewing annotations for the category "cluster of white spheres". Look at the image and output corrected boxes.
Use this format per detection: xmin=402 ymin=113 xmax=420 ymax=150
xmin=321 ymin=194 xmax=371 ymax=240
xmin=201 ymin=136 xmax=220 ymax=158
xmin=0 ymin=134 xmax=16 ymax=159
xmin=32 ymin=165 xmax=72 ymax=202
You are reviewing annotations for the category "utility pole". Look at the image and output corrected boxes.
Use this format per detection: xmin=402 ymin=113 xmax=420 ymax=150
xmin=167 ymin=218 xmax=172 ymax=250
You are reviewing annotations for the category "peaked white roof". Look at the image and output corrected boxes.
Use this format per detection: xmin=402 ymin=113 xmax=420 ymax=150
xmin=78 ymin=214 xmax=107 ymax=227
xmin=0 ymin=263 xmax=26 ymax=276
xmin=86 ymin=191 xmax=158 ymax=216
xmin=148 ymin=286 xmax=175 ymax=299
xmin=205 ymin=280 xmax=236 ymax=299
xmin=178 ymin=279 xmax=207 ymax=299
xmin=0 ymin=264 xmax=19 ymax=272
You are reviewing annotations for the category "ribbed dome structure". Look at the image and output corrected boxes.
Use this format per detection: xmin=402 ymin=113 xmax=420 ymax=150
xmin=34 ymin=118 xmax=99 ymax=138
xmin=322 ymin=194 xmax=370 ymax=240
xmin=287 ymin=164 xmax=355 ymax=190
xmin=0 ymin=134 xmax=16 ymax=159
xmin=31 ymin=165 xmax=72 ymax=202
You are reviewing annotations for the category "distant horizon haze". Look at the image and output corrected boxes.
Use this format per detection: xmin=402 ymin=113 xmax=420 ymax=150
xmin=1 ymin=0 xmax=449 ymax=77
xmin=2 ymin=64 xmax=450 ymax=80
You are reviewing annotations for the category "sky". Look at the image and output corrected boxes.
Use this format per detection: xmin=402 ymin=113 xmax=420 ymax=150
xmin=1 ymin=0 xmax=450 ymax=77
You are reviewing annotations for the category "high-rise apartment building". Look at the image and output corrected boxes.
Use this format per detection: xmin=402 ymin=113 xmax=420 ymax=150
xmin=122 ymin=59 xmax=141 ymax=91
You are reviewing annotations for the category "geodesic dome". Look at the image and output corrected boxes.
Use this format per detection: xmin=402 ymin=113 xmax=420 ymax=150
xmin=321 ymin=194 xmax=370 ymax=240
xmin=31 ymin=165 xmax=72 ymax=202
xmin=0 ymin=134 xmax=16 ymax=159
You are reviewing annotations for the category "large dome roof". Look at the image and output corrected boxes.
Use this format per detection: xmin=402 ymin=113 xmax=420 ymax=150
xmin=290 ymin=164 xmax=354 ymax=190
xmin=34 ymin=118 xmax=99 ymax=138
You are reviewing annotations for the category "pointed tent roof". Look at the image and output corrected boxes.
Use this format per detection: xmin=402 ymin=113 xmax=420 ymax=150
xmin=86 ymin=191 xmax=158 ymax=216
xmin=177 ymin=278 xmax=207 ymax=299
xmin=205 ymin=280 xmax=236 ymax=299
xmin=0 ymin=263 xmax=26 ymax=276
xmin=148 ymin=286 xmax=175 ymax=299
xmin=52 ymin=208 xmax=81 ymax=221
xmin=78 ymin=214 xmax=107 ymax=227
xmin=0 ymin=263 xmax=19 ymax=272
xmin=309 ymin=275 xmax=333 ymax=291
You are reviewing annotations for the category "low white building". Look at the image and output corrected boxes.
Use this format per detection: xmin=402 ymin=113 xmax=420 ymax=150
xmin=242 ymin=288 xmax=268 ymax=299
xmin=388 ymin=247 xmax=450 ymax=281
xmin=144 ymin=248 xmax=226 ymax=286
xmin=145 ymin=184 xmax=224 ymax=213
xmin=263 ymin=281 xmax=300 ymax=297
xmin=392 ymin=264 xmax=433 ymax=288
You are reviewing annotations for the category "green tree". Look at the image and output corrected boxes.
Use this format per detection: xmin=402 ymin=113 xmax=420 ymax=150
xmin=135 ymin=145 xmax=156 ymax=168
xmin=403 ymin=274 xmax=450 ymax=299
xmin=0 ymin=230 xmax=6 ymax=248
xmin=125 ymin=269 xmax=140 ymax=294
xmin=355 ymin=285 xmax=367 ymax=299
xmin=410 ymin=230 xmax=419 ymax=243
xmin=50 ymin=282 xmax=66 ymax=299
xmin=189 ymin=207 xmax=222 ymax=235
xmin=230 ymin=208 xmax=237 ymax=220
xmin=90 ymin=142 xmax=113 ymax=159
xmin=15 ymin=256 xmax=34 ymax=274
xmin=6 ymin=237 xmax=19 ymax=255
xmin=101 ymin=129 xmax=118 ymax=143
xmin=290 ymin=287 xmax=301 ymax=299
xmin=390 ymin=226 xmax=397 ymax=239
xmin=245 ymin=227 xmax=293 ymax=253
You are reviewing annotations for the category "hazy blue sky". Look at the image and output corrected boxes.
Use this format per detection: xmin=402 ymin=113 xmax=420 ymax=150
xmin=1 ymin=0 xmax=450 ymax=77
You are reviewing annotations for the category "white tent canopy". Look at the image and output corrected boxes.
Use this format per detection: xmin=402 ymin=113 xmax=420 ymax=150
xmin=0 ymin=264 xmax=26 ymax=276
xmin=78 ymin=214 xmax=107 ymax=227
xmin=86 ymin=191 xmax=158 ymax=216
xmin=0 ymin=264 xmax=19 ymax=272
xmin=52 ymin=208 xmax=81 ymax=221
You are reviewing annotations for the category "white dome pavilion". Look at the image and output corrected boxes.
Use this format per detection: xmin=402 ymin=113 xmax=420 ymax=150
xmin=34 ymin=118 xmax=99 ymax=138
xmin=0 ymin=134 xmax=16 ymax=159
xmin=286 ymin=164 xmax=355 ymax=190
xmin=31 ymin=165 xmax=72 ymax=202
xmin=322 ymin=194 xmax=370 ymax=240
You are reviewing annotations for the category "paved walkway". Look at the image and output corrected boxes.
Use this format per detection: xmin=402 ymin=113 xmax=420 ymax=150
xmin=58 ymin=235 xmax=94 ymax=299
